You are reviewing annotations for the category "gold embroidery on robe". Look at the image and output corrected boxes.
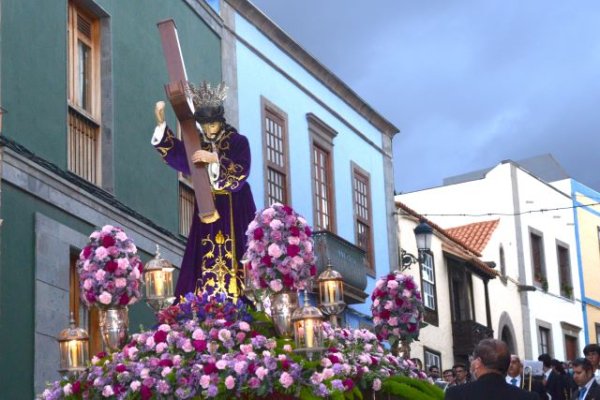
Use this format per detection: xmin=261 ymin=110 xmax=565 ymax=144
xmin=156 ymin=128 xmax=176 ymax=158
xmin=198 ymin=229 xmax=240 ymax=300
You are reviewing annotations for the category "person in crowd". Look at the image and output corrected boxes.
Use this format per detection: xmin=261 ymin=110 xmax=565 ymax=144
xmin=443 ymin=369 xmax=456 ymax=386
xmin=411 ymin=358 xmax=424 ymax=371
xmin=571 ymin=357 xmax=600 ymax=399
xmin=583 ymin=344 xmax=600 ymax=384
xmin=445 ymin=339 xmax=539 ymax=399
xmin=453 ymin=363 xmax=470 ymax=385
xmin=506 ymin=354 xmax=548 ymax=399
xmin=553 ymin=358 xmax=575 ymax=400
xmin=540 ymin=353 xmax=567 ymax=400
xmin=429 ymin=365 xmax=441 ymax=381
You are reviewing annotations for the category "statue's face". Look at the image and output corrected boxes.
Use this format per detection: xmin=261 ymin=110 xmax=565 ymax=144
xmin=200 ymin=121 xmax=222 ymax=139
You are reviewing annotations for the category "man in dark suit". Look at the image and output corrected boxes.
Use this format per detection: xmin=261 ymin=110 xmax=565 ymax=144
xmin=572 ymin=357 xmax=600 ymax=400
xmin=445 ymin=339 xmax=539 ymax=400
xmin=539 ymin=353 xmax=566 ymax=400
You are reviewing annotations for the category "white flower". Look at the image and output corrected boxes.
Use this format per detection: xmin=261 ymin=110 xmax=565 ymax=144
xmin=130 ymin=381 xmax=141 ymax=392
xmin=218 ymin=328 xmax=232 ymax=342
xmin=102 ymin=385 xmax=114 ymax=397
xmin=63 ymin=383 xmax=72 ymax=395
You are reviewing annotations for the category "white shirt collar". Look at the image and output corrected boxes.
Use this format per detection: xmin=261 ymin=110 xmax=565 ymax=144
xmin=506 ymin=375 xmax=521 ymax=385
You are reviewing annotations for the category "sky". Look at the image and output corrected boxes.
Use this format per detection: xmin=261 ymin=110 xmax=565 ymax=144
xmin=249 ymin=0 xmax=600 ymax=194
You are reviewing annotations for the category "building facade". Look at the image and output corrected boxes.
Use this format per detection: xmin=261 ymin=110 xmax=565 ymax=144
xmin=219 ymin=0 xmax=400 ymax=324
xmin=397 ymin=202 xmax=497 ymax=370
xmin=398 ymin=159 xmax=585 ymax=362
xmin=0 ymin=0 xmax=223 ymax=396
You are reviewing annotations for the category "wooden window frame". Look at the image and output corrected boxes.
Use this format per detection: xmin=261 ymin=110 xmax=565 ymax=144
xmin=529 ymin=228 xmax=546 ymax=287
xmin=261 ymin=97 xmax=290 ymax=206
xmin=420 ymin=251 xmax=438 ymax=326
xmin=423 ymin=347 xmax=442 ymax=371
xmin=67 ymin=1 xmax=102 ymax=185
xmin=352 ymin=162 xmax=374 ymax=274
xmin=69 ymin=252 xmax=102 ymax=356
xmin=536 ymin=319 xmax=553 ymax=356
xmin=175 ymin=123 xmax=195 ymax=237
xmin=307 ymin=113 xmax=337 ymax=233
xmin=556 ymin=241 xmax=573 ymax=298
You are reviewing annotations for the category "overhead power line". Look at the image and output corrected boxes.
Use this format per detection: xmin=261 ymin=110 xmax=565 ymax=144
xmin=416 ymin=202 xmax=600 ymax=218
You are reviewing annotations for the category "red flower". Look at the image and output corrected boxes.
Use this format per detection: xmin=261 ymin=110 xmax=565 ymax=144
xmin=85 ymin=291 xmax=96 ymax=303
xmin=253 ymin=227 xmax=264 ymax=240
xmin=136 ymin=260 xmax=144 ymax=274
xmin=193 ymin=340 xmax=207 ymax=352
xmin=304 ymin=226 xmax=312 ymax=237
xmin=248 ymin=363 xmax=257 ymax=375
xmin=72 ymin=381 xmax=81 ymax=394
xmin=115 ymin=364 xmax=127 ymax=373
xmin=286 ymin=244 xmax=300 ymax=257
xmin=404 ymin=279 xmax=415 ymax=290
xmin=282 ymin=205 xmax=294 ymax=215
xmin=328 ymin=354 xmax=341 ymax=364
xmin=386 ymin=274 xmax=396 ymax=281
xmin=281 ymin=359 xmax=290 ymax=370
xmin=82 ymin=246 xmax=92 ymax=259
xmin=289 ymin=226 xmax=300 ymax=237
xmin=282 ymin=274 xmax=294 ymax=288
xmin=379 ymin=309 xmax=391 ymax=319
xmin=102 ymin=235 xmax=116 ymax=247
xmin=119 ymin=293 xmax=130 ymax=305
xmin=154 ymin=330 xmax=168 ymax=343
xmin=343 ymin=379 xmax=355 ymax=390
xmin=260 ymin=255 xmax=272 ymax=267
xmin=309 ymin=265 xmax=316 ymax=276
xmin=158 ymin=358 xmax=173 ymax=367
xmin=395 ymin=298 xmax=404 ymax=307
xmin=204 ymin=362 xmax=217 ymax=374
xmin=370 ymin=356 xmax=378 ymax=366
xmin=140 ymin=385 xmax=152 ymax=400
xmin=408 ymin=323 xmax=418 ymax=333
xmin=105 ymin=260 xmax=118 ymax=273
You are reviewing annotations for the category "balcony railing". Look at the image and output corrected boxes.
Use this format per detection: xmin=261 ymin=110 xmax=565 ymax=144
xmin=312 ymin=230 xmax=368 ymax=304
xmin=68 ymin=106 xmax=100 ymax=185
xmin=452 ymin=320 xmax=494 ymax=357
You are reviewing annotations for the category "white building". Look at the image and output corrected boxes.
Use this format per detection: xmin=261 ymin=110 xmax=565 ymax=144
xmin=397 ymin=202 xmax=498 ymax=370
xmin=397 ymin=157 xmax=584 ymax=361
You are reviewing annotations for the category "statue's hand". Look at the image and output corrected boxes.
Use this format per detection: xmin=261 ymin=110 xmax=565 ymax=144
xmin=155 ymin=101 xmax=166 ymax=125
xmin=192 ymin=150 xmax=218 ymax=165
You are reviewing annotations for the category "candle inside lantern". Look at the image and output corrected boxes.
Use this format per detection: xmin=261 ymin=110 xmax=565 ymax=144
xmin=305 ymin=319 xmax=314 ymax=348
xmin=154 ymin=271 xmax=165 ymax=298
xmin=68 ymin=339 xmax=79 ymax=367
xmin=327 ymin=281 xmax=336 ymax=303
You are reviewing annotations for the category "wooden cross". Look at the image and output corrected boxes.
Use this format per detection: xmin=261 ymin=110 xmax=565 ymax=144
xmin=157 ymin=19 xmax=219 ymax=223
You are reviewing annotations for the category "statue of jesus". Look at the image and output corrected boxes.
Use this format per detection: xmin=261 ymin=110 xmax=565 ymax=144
xmin=151 ymin=82 xmax=256 ymax=300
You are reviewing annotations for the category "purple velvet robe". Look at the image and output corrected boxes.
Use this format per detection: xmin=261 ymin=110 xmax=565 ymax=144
xmin=154 ymin=125 xmax=256 ymax=299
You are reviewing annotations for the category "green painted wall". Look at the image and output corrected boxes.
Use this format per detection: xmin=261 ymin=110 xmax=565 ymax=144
xmin=0 ymin=0 xmax=222 ymax=232
xmin=1 ymin=1 xmax=68 ymax=166
xmin=0 ymin=183 xmax=157 ymax=397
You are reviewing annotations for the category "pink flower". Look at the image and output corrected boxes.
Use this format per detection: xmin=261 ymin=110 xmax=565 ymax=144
xmin=115 ymin=231 xmax=128 ymax=241
xmin=279 ymin=372 xmax=294 ymax=388
xmin=98 ymin=291 xmax=112 ymax=305
xmin=387 ymin=280 xmax=399 ymax=290
xmin=238 ymin=321 xmax=250 ymax=332
xmin=267 ymin=243 xmax=282 ymax=258
xmin=95 ymin=246 xmax=109 ymax=259
xmin=102 ymin=385 xmax=114 ymax=397
xmin=83 ymin=279 xmax=93 ymax=290
xmin=287 ymin=236 xmax=300 ymax=245
xmin=248 ymin=377 xmax=261 ymax=389
xmin=115 ymin=278 xmax=127 ymax=288
xmin=101 ymin=225 xmax=114 ymax=233
xmin=269 ymin=219 xmax=283 ymax=230
xmin=200 ymin=375 xmax=211 ymax=389
xmin=255 ymin=366 xmax=268 ymax=380
xmin=216 ymin=360 xmax=228 ymax=370
xmin=269 ymin=279 xmax=283 ymax=292
xmin=225 ymin=375 xmax=236 ymax=390
xmin=234 ymin=361 xmax=247 ymax=375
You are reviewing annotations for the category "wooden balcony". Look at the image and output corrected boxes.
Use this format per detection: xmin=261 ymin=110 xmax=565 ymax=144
xmin=312 ymin=230 xmax=368 ymax=304
xmin=452 ymin=320 xmax=494 ymax=357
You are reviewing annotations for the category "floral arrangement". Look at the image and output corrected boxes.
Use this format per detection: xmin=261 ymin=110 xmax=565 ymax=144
xmin=39 ymin=295 xmax=440 ymax=400
xmin=77 ymin=225 xmax=143 ymax=308
xmin=371 ymin=272 xmax=425 ymax=347
xmin=244 ymin=203 xmax=316 ymax=294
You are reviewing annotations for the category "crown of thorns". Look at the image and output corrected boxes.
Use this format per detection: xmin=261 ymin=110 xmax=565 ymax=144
xmin=186 ymin=81 xmax=228 ymax=109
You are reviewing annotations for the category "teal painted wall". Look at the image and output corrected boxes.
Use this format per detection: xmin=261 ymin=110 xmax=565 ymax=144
xmin=0 ymin=183 xmax=156 ymax=397
xmin=1 ymin=1 xmax=68 ymax=165
xmin=0 ymin=0 xmax=222 ymax=233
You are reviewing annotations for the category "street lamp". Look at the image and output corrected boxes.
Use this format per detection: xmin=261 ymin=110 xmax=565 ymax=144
xmin=317 ymin=264 xmax=346 ymax=327
xmin=399 ymin=219 xmax=433 ymax=270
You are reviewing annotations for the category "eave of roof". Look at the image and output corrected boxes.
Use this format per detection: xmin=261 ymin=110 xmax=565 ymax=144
xmin=395 ymin=201 xmax=498 ymax=278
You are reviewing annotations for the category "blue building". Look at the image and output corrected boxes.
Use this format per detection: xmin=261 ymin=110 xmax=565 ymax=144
xmin=218 ymin=0 xmax=400 ymax=326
